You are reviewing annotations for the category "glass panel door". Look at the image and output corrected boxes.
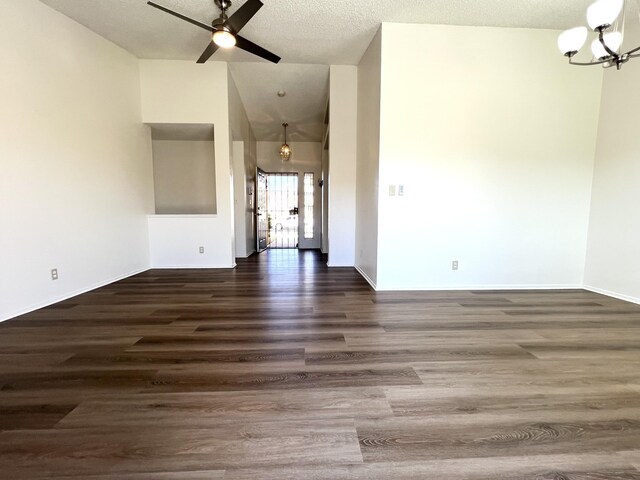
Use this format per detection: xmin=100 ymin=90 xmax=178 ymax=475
xmin=266 ymin=173 xmax=299 ymax=249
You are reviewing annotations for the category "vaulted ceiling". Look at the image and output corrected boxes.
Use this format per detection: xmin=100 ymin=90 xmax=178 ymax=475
xmin=39 ymin=0 xmax=594 ymax=141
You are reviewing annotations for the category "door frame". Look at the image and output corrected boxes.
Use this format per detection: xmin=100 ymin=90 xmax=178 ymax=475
xmin=255 ymin=167 xmax=268 ymax=253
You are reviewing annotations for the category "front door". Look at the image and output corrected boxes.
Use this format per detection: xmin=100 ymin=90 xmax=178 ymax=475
xmin=266 ymin=173 xmax=299 ymax=249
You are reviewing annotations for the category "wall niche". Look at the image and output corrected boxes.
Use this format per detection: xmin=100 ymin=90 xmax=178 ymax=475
xmin=149 ymin=123 xmax=216 ymax=215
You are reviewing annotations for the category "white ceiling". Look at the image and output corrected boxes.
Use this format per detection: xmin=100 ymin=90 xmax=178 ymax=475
xmin=230 ymin=63 xmax=328 ymax=141
xmin=39 ymin=0 xmax=595 ymax=141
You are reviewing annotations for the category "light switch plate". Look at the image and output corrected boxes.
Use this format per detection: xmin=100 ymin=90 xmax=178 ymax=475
xmin=389 ymin=185 xmax=396 ymax=196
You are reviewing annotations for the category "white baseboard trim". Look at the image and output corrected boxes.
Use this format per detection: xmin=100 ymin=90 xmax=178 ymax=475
xmin=0 ymin=266 xmax=150 ymax=323
xmin=327 ymin=263 xmax=356 ymax=268
xmin=373 ymin=284 xmax=584 ymax=292
xmin=150 ymin=264 xmax=236 ymax=269
xmin=355 ymin=265 xmax=377 ymax=290
xmin=583 ymin=285 xmax=640 ymax=305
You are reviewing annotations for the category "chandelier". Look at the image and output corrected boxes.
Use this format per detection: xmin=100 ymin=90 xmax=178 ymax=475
xmin=558 ymin=0 xmax=640 ymax=70
xmin=280 ymin=122 xmax=291 ymax=161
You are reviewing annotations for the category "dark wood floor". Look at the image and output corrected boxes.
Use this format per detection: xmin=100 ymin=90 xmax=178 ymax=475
xmin=2 ymin=249 xmax=640 ymax=478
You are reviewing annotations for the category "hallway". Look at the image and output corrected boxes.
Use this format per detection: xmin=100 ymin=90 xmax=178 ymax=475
xmin=1 ymin=251 xmax=640 ymax=477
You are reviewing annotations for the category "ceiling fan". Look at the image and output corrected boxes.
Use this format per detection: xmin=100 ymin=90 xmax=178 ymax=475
xmin=147 ymin=0 xmax=281 ymax=64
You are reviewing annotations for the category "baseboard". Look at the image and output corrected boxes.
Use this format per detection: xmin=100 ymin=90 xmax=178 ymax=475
xmin=355 ymin=265 xmax=377 ymax=290
xmin=236 ymin=249 xmax=256 ymax=259
xmin=151 ymin=264 xmax=236 ymax=269
xmin=373 ymin=283 xmax=584 ymax=292
xmin=0 ymin=266 xmax=150 ymax=323
xmin=583 ymin=285 xmax=640 ymax=305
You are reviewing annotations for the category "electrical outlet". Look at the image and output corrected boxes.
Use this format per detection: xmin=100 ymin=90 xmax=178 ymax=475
xmin=452 ymin=261 xmax=459 ymax=271
xmin=199 ymin=247 xmax=205 ymax=254
xmin=389 ymin=185 xmax=396 ymax=196
xmin=398 ymin=185 xmax=405 ymax=196
xmin=51 ymin=268 xmax=59 ymax=280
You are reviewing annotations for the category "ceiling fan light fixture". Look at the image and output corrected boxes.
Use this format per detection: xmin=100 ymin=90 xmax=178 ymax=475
xmin=213 ymin=28 xmax=236 ymax=48
xmin=146 ymin=0 xmax=281 ymax=63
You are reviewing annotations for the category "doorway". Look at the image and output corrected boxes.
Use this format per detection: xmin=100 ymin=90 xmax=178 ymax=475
xmin=256 ymin=170 xmax=299 ymax=250
xmin=256 ymin=168 xmax=268 ymax=252
xmin=266 ymin=173 xmax=299 ymax=249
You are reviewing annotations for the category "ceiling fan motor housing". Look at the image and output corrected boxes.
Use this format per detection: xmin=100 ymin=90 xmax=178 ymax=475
xmin=212 ymin=17 xmax=231 ymax=31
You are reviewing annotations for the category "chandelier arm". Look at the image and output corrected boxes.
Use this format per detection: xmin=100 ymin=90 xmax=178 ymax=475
xmin=569 ymin=58 xmax=611 ymax=66
xmin=628 ymin=53 xmax=640 ymax=59
xmin=624 ymin=45 xmax=640 ymax=56
xmin=598 ymin=30 xmax=619 ymax=59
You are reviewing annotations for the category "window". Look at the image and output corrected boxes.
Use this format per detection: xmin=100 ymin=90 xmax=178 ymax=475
xmin=304 ymin=173 xmax=314 ymax=239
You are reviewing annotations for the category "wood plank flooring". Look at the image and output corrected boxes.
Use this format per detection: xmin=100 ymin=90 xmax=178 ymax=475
xmin=1 ymin=249 xmax=640 ymax=478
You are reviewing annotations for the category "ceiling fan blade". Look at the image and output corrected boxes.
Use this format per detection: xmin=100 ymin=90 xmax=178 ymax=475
xmin=226 ymin=0 xmax=263 ymax=33
xmin=147 ymin=2 xmax=214 ymax=32
xmin=236 ymin=35 xmax=281 ymax=64
xmin=197 ymin=41 xmax=220 ymax=64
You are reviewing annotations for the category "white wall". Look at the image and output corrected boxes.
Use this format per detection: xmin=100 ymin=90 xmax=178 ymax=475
xmin=0 ymin=0 xmax=154 ymax=321
xmin=148 ymin=215 xmax=230 ymax=268
xmin=257 ymin=142 xmax=323 ymax=249
xmin=328 ymin=66 xmax=358 ymax=267
xmin=152 ymin=140 xmax=216 ymax=215
xmin=228 ymin=71 xmax=257 ymax=258
xmin=355 ymin=28 xmax=382 ymax=288
xmin=140 ymin=60 xmax=235 ymax=268
xmin=321 ymin=147 xmax=330 ymax=254
xmin=584 ymin=59 xmax=640 ymax=303
xmin=232 ymin=141 xmax=249 ymax=256
xmin=372 ymin=23 xmax=603 ymax=291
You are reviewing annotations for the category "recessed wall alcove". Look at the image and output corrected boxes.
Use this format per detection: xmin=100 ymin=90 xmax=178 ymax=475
xmin=148 ymin=123 xmax=216 ymax=215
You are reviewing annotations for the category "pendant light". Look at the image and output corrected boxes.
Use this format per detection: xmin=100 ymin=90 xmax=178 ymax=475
xmin=558 ymin=0 xmax=640 ymax=70
xmin=280 ymin=122 xmax=292 ymax=161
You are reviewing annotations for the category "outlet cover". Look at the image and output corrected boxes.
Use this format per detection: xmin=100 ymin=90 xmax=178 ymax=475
xmin=199 ymin=247 xmax=205 ymax=254
xmin=51 ymin=269 xmax=59 ymax=280
xmin=452 ymin=261 xmax=459 ymax=271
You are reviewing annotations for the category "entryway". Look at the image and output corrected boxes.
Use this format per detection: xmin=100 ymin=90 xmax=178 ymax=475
xmin=256 ymin=169 xmax=299 ymax=250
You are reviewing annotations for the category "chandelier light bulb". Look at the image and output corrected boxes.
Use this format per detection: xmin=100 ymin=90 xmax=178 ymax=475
xmin=587 ymin=0 xmax=624 ymax=30
xmin=591 ymin=32 xmax=623 ymax=58
xmin=558 ymin=27 xmax=588 ymax=55
xmin=213 ymin=29 xmax=236 ymax=48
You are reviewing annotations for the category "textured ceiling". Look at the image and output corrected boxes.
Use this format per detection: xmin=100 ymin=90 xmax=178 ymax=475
xmin=230 ymin=63 xmax=328 ymax=141
xmin=39 ymin=0 xmax=595 ymax=65
xmin=39 ymin=0 xmax=595 ymax=141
